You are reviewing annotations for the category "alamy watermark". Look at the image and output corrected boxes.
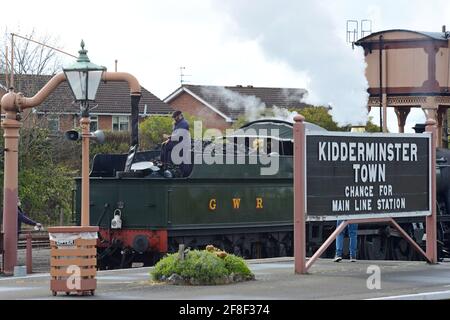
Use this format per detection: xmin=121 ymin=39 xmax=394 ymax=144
xmin=66 ymin=265 xmax=81 ymax=290
xmin=366 ymin=265 xmax=381 ymax=290
xmin=169 ymin=121 xmax=281 ymax=175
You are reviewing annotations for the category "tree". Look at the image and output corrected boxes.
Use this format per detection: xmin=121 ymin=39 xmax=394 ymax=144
xmin=1 ymin=28 xmax=67 ymax=129
xmin=0 ymin=29 xmax=74 ymax=225
xmin=365 ymin=117 xmax=383 ymax=132
xmin=139 ymin=114 xmax=206 ymax=150
xmin=232 ymin=115 xmax=248 ymax=129
xmin=139 ymin=116 xmax=174 ymax=149
xmin=1 ymin=28 xmax=63 ymax=78
xmin=0 ymin=127 xmax=75 ymax=225
xmin=299 ymin=106 xmax=381 ymax=132
xmin=299 ymin=106 xmax=342 ymax=131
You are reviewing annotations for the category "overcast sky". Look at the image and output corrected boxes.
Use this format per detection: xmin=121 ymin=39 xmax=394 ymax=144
xmin=3 ymin=0 xmax=450 ymax=131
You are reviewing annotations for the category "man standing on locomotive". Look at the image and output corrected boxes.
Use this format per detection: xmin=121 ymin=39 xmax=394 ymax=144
xmin=160 ymin=110 xmax=190 ymax=168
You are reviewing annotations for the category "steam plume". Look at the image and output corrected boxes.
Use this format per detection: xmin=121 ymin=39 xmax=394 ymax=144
xmin=217 ymin=0 xmax=369 ymax=126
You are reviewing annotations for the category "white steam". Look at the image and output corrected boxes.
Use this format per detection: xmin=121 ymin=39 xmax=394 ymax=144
xmin=201 ymin=86 xmax=300 ymax=122
xmin=217 ymin=0 xmax=369 ymax=126
xmin=200 ymin=86 xmax=266 ymax=121
xmin=271 ymin=106 xmax=299 ymax=122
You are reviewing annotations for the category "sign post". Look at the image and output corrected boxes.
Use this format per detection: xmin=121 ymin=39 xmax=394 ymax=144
xmin=293 ymin=115 xmax=306 ymax=274
xmin=293 ymin=117 xmax=437 ymax=274
xmin=425 ymin=119 xmax=437 ymax=263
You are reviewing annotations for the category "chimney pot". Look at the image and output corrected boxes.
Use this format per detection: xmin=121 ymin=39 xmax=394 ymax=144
xmin=443 ymin=25 xmax=446 ymax=33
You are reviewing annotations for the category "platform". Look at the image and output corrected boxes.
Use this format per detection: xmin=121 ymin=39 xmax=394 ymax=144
xmin=1 ymin=258 xmax=450 ymax=300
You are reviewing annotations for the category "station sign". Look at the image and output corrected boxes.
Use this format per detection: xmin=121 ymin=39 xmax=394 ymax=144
xmin=305 ymin=132 xmax=431 ymax=221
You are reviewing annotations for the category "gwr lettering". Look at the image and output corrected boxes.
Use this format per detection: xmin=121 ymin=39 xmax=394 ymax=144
xmin=256 ymin=197 xmax=264 ymax=209
xmin=232 ymin=198 xmax=241 ymax=209
xmin=207 ymin=197 xmax=265 ymax=210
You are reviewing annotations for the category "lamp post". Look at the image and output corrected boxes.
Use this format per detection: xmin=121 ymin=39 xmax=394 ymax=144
xmin=63 ymin=40 xmax=106 ymax=227
xmin=0 ymin=41 xmax=140 ymax=275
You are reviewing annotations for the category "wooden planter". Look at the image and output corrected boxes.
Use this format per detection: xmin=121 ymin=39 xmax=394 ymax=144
xmin=48 ymin=226 xmax=99 ymax=296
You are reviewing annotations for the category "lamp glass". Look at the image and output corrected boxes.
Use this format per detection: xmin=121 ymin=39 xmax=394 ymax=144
xmin=65 ymin=70 xmax=87 ymax=101
xmin=63 ymin=41 xmax=105 ymax=102
xmin=87 ymin=70 xmax=103 ymax=101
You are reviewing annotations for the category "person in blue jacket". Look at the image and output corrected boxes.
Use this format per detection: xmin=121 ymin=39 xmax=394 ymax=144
xmin=17 ymin=198 xmax=42 ymax=234
xmin=160 ymin=110 xmax=190 ymax=167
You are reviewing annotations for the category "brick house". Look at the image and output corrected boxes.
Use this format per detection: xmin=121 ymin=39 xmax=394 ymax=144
xmin=164 ymin=84 xmax=309 ymax=129
xmin=0 ymin=74 xmax=173 ymax=132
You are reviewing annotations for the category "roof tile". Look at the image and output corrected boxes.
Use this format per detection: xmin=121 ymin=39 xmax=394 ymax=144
xmin=180 ymin=84 xmax=308 ymax=119
xmin=0 ymin=74 xmax=173 ymax=115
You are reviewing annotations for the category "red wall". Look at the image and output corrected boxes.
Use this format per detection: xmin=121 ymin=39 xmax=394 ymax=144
xmin=168 ymin=92 xmax=232 ymax=131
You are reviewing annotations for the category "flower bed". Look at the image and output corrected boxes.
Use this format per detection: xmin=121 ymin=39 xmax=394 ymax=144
xmin=151 ymin=245 xmax=255 ymax=285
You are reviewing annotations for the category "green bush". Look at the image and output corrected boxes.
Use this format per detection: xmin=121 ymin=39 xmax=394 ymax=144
xmin=223 ymin=254 xmax=253 ymax=277
xmin=139 ymin=114 xmax=208 ymax=150
xmin=151 ymin=248 xmax=254 ymax=285
xmin=0 ymin=127 xmax=76 ymax=226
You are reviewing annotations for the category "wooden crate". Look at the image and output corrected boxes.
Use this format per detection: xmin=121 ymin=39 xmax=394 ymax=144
xmin=48 ymin=226 xmax=98 ymax=296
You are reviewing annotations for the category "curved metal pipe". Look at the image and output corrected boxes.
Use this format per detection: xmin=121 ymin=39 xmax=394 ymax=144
xmin=17 ymin=72 xmax=66 ymax=110
xmin=102 ymin=72 xmax=141 ymax=95
xmin=16 ymin=71 xmax=142 ymax=111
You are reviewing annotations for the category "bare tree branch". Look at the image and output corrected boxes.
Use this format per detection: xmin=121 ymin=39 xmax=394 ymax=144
xmin=1 ymin=27 xmax=64 ymax=78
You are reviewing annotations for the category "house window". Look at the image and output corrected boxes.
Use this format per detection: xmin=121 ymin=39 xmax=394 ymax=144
xmin=112 ymin=115 xmax=129 ymax=131
xmin=47 ymin=115 xmax=60 ymax=132
xmin=90 ymin=115 xmax=98 ymax=132
xmin=73 ymin=115 xmax=79 ymax=128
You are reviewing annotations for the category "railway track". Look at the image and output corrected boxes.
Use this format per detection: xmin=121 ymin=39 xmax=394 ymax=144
xmin=17 ymin=231 xmax=50 ymax=249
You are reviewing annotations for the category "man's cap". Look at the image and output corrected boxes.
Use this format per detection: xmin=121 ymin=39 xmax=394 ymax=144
xmin=172 ymin=110 xmax=182 ymax=118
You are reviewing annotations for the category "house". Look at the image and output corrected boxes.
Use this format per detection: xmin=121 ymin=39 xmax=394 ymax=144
xmin=164 ymin=84 xmax=309 ymax=130
xmin=0 ymin=74 xmax=174 ymax=132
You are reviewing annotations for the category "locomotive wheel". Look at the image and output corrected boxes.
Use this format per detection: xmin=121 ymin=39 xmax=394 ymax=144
xmin=279 ymin=243 xmax=287 ymax=257
xmin=390 ymin=224 xmax=415 ymax=261
xmin=364 ymin=235 xmax=389 ymax=260
xmin=391 ymin=237 xmax=414 ymax=260
xmin=233 ymin=246 xmax=242 ymax=257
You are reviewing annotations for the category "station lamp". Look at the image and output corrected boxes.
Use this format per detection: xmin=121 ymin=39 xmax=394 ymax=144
xmin=63 ymin=40 xmax=106 ymax=116
xmin=63 ymin=40 xmax=106 ymax=227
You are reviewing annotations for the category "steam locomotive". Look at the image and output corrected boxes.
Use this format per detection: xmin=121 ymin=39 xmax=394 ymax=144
xmin=73 ymin=119 xmax=450 ymax=269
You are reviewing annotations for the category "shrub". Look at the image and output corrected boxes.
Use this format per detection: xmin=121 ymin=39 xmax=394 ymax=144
xmin=151 ymin=247 xmax=254 ymax=285
xmin=223 ymin=254 xmax=253 ymax=278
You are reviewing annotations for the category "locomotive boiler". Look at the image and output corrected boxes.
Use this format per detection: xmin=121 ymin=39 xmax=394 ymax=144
xmin=73 ymin=119 xmax=450 ymax=269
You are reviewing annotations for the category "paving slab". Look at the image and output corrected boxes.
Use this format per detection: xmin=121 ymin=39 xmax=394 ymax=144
xmin=1 ymin=258 xmax=450 ymax=300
